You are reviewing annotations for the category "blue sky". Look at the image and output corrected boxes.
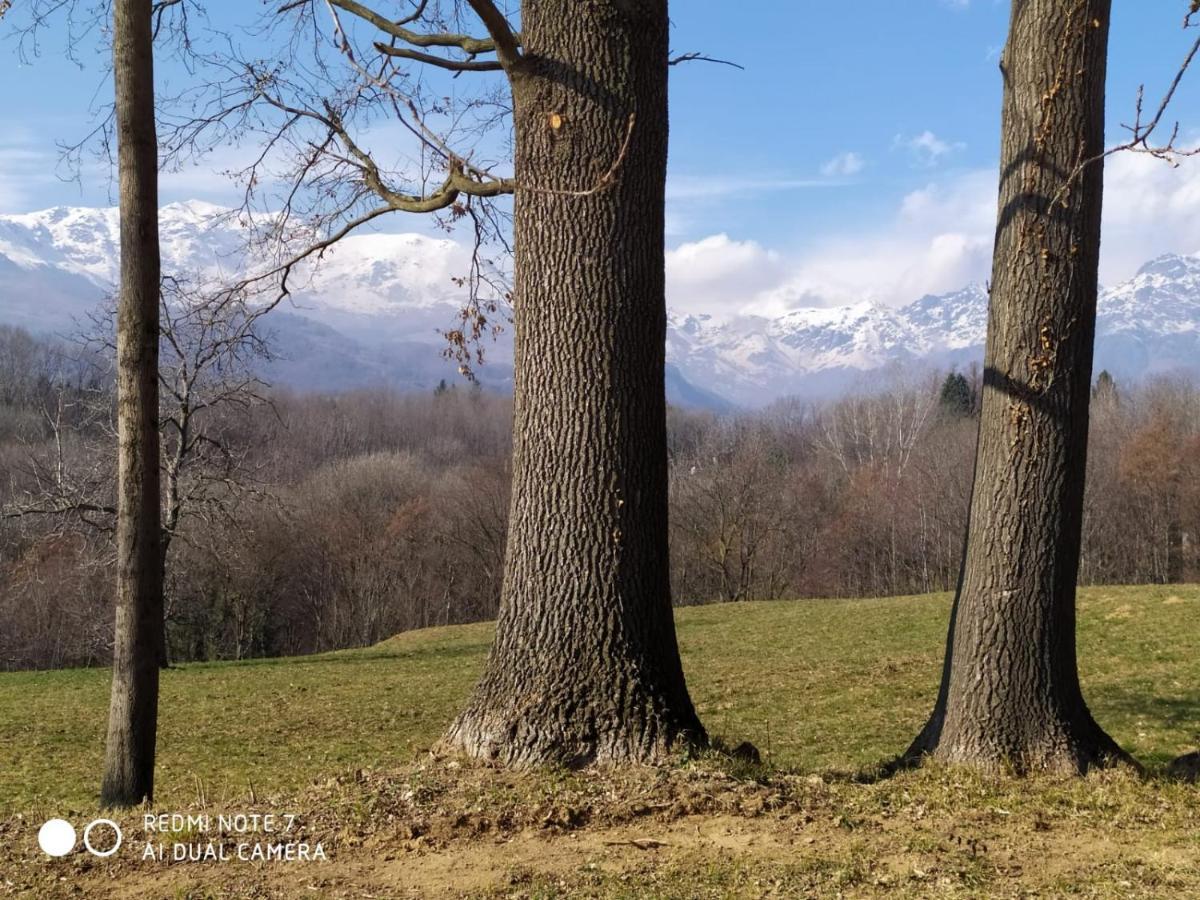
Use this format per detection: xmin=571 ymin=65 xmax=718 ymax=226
xmin=2 ymin=1 xmax=1200 ymax=316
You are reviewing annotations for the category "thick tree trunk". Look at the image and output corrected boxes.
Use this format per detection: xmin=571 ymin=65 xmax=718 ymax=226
xmin=101 ymin=0 xmax=164 ymax=807
xmin=445 ymin=0 xmax=705 ymax=766
xmin=907 ymin=0 xmax=1129 ymax=773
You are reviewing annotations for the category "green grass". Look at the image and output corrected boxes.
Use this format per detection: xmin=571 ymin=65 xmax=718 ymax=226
xmin=1 ymin=584 xmax=1198 ymax=814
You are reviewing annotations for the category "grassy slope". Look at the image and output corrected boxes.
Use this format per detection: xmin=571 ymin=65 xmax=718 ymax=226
xmin=2 ymin=584 xmax=1197 ymax=815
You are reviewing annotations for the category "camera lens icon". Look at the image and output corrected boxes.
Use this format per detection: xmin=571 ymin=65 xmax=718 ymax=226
xmin=38 ymin=818 xmax=123 ymax=858
xmin=37 ymin=819 xmax=76 ymax=857
xmin=84 ymin=819 xmax=123 ymax=857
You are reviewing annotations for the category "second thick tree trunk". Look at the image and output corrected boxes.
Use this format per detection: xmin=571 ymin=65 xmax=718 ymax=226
xmin=907 ymin=0 xmax=1129 ymax=773
xmin=101 ymin=0 xmax=164 ymax=807
xmin=445 ymin=0 xmax=705 ymax=766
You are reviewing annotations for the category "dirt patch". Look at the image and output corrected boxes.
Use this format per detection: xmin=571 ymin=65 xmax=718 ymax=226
xmin=4 ymin=758 xmax=1200 ymax=898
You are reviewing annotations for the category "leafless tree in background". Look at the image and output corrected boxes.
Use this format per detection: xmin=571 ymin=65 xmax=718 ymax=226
xmin=4 ymin=359 xmax=1198 ymax=672
xmin=2 ymin=287 xmax=272 ymax=672
xmin=2 ymin=0 xmax=212 ymax=807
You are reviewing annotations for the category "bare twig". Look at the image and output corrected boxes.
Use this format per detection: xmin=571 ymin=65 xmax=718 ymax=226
xmin=1056 ymin=16 xmax=1200 ymax=202
xmin=669 ymin=51 xmax=744 ymax=71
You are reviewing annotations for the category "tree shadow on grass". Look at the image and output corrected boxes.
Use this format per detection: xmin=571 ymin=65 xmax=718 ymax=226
xmin=1088 ymin=683 xmax=1200 ymax=770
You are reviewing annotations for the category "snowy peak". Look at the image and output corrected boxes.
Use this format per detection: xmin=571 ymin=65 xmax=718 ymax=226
xmin=1101 ymin=252 xmax=1200 ymax=334
xmin=771 ymin=302 xmax=908 ymax=365
xmin=666 ymin=268 xmax=1200 ymax=406
xmin=159 ymin=199 xmax=230 ymax=219
xmin=0 ymin=205 xmax=121 ymax=282
xmin=900 ymin=283 xmax=989 ymax=349
xmin=0 ymin=202 xmax=480 ymax=326
xmin=665 ymin=284 xmax=992 ymax=403
xmin=1134 ymin=253 xmax=1200 ymax=280
xmin=0 ymin=203 xmax=236 ymax=285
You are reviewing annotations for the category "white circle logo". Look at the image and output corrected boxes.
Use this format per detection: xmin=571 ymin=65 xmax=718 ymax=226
xmin=37 ymin=819 xmax=77 ymax=857
xmin=83 ymin=819 xmax=123 ymax=858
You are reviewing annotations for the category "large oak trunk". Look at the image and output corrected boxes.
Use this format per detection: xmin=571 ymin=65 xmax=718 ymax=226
xmin=101 ymin=0 xmax=164 ymax=807
xmin=445 ymin=0 xmax=704 ymax=766
xmin=907 ymin=0 xmax=1128 ymax=773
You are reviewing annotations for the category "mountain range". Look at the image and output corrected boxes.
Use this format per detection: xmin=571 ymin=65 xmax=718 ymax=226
xmin=1 ymin=200 xmax=1198 ymax=409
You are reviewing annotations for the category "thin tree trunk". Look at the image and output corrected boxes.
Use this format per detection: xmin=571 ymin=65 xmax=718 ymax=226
xmin=101 ymin=0 xmax=164 ymax=807
xmin=1166 ymin=502 xmax=1183 ymax=584
xmin=445 ymin=0 xmax=705 ymax=766
xmin=906 ymin=0 xmax=1130 ymax=773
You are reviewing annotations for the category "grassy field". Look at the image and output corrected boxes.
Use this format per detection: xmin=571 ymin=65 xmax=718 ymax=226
xmin=3 ymin=584 xmax=1198 ymax=812
xmin=1 ymin=585 xmax=1199 ymax=897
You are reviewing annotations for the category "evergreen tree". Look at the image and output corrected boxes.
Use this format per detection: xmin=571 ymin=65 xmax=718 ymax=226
xmin=1093 ymin=369 xmax=1119 ymax=404
xmin=938 ymin=372 xmax=975 ymax=418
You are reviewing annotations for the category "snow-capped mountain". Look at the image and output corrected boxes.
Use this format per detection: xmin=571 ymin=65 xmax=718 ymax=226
xmin=0 ymin=201 xmax=517 ymax=394
xmin=667 ymin=259 xmax=1200 ymax=406
xmin=0 ymin=200 xmax=479 ymax=328
xmin=1093 ymin=254 xmax=1200 ymax=384
xmin=1 ymin=201 xmax=1198 ymax=409
xmin=666 ymin=285 xmax=991 ymax=404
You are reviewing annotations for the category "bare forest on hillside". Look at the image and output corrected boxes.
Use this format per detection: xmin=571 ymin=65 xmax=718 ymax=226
xmin=1 ymin=324 xmax=1196 ymax=672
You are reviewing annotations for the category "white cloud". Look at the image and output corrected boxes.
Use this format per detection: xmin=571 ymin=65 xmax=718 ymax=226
xmin=1096 ymin=149 xmax=1200 ymax=282
xmin=666 ymin=235 xmax=788 ymax=318
xmin=820 ymin=152 xmax=865 ymax=178
xmin=667 ymin=174 xmax=832 ymax=202
xmin=665 ymin=172 xmax=844 ymax=239
xmin=685 ymin=169 xmax=995 ymax=317
xmin=665 ymin=152 xmax=1200 ymax=319
xmin=898 ymin=169 xmax=997 ymax=235
xmin=158 ymin=152 xmax=250 ymax=203
xmin=897 ymin=130 xmax=967 ymax=167
xmin=0 ymin=131 xmax=67 ymax=213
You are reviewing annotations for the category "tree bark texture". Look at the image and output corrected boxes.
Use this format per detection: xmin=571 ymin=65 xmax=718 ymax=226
xmin=445 ymin=0 xmax=705 ymax=766
xmin=907 ymin=0 xmax=1129 ymax=773
xmin=101 ymin=0 xmax=165 ymax=807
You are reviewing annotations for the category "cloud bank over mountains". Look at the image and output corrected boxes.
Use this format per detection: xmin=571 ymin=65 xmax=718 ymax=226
xmin=667 ymin=151 xmax=1200 ymax=323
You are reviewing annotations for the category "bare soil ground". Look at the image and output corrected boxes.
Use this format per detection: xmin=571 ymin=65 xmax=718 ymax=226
xmin=3 ymin=755 xmax=1199 ymax=898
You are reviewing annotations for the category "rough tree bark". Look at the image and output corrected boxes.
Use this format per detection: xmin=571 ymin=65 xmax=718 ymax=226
xmin=906 ymin=0 xmax=1131 ymax=773
xmin=101 ymin=0 xmax=165 ymax=806
xmin=444 ymin=0 xmax=705 ymax=766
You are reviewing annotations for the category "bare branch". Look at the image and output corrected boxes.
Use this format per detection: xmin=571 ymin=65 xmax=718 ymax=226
xmin=463 ymin=0 xmax=521 ymax=70
xmin=374 ymin=40 xmax=502 ymax=71
xmin=1 ymin=501 xmax=118 ymax=521
xmin=520 ymin=113 xmax=637 ymax=198
xmin=326 ymin=0 xmax=499 ymax=54
xmin=1056 ymin=19 xmax=1200 ymax=202
xmin=669 ymin=51 xmax=744 ymax=71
